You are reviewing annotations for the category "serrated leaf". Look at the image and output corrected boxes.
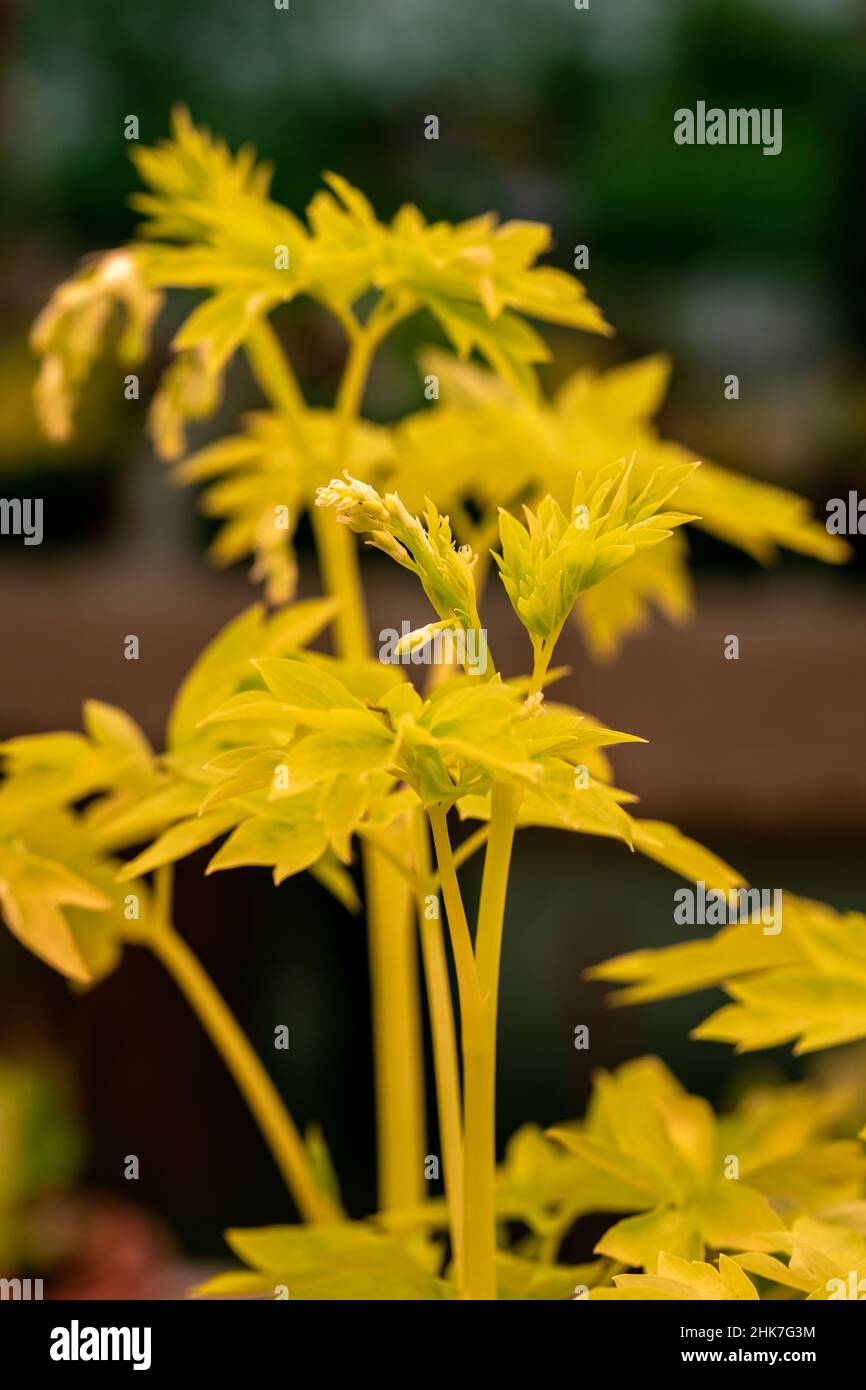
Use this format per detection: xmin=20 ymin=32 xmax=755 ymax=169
xmin=82 ymin=701 xmax=154 ymax=765
xmin=0 ymin=811 xmax=145 ymax=984
xmin=206 ymin=813 xmax=326 ymax=881
xmin=628 ymin=819 xmax=744 ymax=892
xmin=548 ymin=1057 xmax=794 ymax=1269
xmin=254 ymin=658 xmax=363 ymax=713
xmin=168 ymin=600 xmax=337 ymax=749
xmin=195 ymin=1222 xmax=457 ymax=1301
xmin=117 ymin=805 xmax=241 ymax=880
xmin=593 ymin=1251 xmax=760 ymax=1301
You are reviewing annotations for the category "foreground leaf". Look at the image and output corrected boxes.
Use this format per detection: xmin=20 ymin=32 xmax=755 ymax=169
xmin=592 ymin=1252 xmax=759 ymax=1301
xmin=195 ymin=1223 xmax=456 ymax=1301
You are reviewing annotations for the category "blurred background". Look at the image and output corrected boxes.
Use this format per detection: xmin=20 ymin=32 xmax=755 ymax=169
xmin=0 ymin=0 xmax=865 ymax=1293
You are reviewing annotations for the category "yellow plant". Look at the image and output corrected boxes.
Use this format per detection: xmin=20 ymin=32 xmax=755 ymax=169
xmin=591 ymin=1252 xmax=761 ymax=1301
xmin=589 ymin=894 xmax=866 ymax=1055
xmin=9 ymin=110 xmax=860 ymax=1299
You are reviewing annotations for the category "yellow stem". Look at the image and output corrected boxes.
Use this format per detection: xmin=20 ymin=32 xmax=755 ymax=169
xmin=314 ymin=302 xmax=412 ymax=656
xmin=244 ymin=320 xmax=308 ymax=446
xmin=451 ymin=824 xmax=489 ymax=874
xmin=149 ymin=921 xmax=338 ymax=1224
xmin=247 ymin=307 xmax=427 ymax=1216
xmin=324 ymin=313 xmax=426 ymax=1212
xmin=428 ymin=803 xmax=499 ymax=1300
xmin=412 ymin=812 xmax=464 ymax=1281
xmin=465 ymin=784 xmax=518 ymax=1300
xmin=461 ymin=1025 xmax=497 ymax=1299
xmin=309 ymin=506 xmax=370 ymax=660
xmin=427 ymin=805 xmax=483 ymax=1029
xmin=355 ymin=827 xmax=419 ymax=884
xmin=530 ymin=637 xmax=553 ymax=697
xmin=475 ymin=783 xmax=519 ymax=1001
xmin=363 ymin=831 xmax=427 ymax=1213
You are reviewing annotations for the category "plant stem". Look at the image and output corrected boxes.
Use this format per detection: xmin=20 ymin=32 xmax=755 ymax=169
xmin=451 ymin=826 xmax=489 ymax=874
xmin=461 ymin=1023 xmax=497 ymax=1299
xmin=427 ymin=806 xmax=483 ymax=1028
xmin=322 ymin=312 xmax=427 ymax=1213
xmin=244 ymin=320 xmax=308 ymax=446
xmin=149 ymin=920 xmax=338 ymax=1225
xmin=247 ymin=308 xmax=428 ymax=1217
xmin=465 ymin=783 xmax=519 ymax=1300
xmin=475 ymin=782 xmax=520 ymax=1001
xmin=429 ymin=803 xmax=501 ymax=1300
xmin=314 ymin=302 xmax=410 ymax=661
xmin=412 ymin=812 xmax=464 ymax=1281
xmin=362 ymin=831 xmax=427 ymax=1214
xmin=530 ymin=638 xmax=553 ymax=697
xmin=428 ymin=788 xmax=519 ymax=1299
xmin=309 ymin=507 xmax=370 ymax=662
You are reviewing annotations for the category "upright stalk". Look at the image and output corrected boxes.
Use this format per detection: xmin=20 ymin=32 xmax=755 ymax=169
xmin=309 ymin=507 xmax=369 ymax=662
xmin=246 ymin=323 xmax=369 ymax=664
xmin=246 ymin=312 xmax=427 ymax=1216
xmin=411 ymin=813 xmax=464 ymax=1280
xmin=475 ymin=783 xmax=520 ymax=1002
xmin=461 ymin=1031 xmax=497 ymax=1298
xmin=429 ymin=801 xmax=512 ymax=1300
xmin=362 ymin=831 xmax=426 ymax=1213
xmin=469 ymin=783 xmax=519 ymax=1295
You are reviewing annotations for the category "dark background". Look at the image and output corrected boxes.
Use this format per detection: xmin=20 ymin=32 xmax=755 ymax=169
xmin=0 ymin=0 xmax=864 ymax=1280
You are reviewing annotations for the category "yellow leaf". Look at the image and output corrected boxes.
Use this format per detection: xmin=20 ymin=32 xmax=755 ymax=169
xmin=206 ymin=812 xmax=326 ymax=882
xmin=254 ymin=657 xmax=363 ymax=713
xmin=195 ymin=1222 xmax=456 ymax=1301
xmin=628 ymin=819 xmax=744 ymax=892
xmin=594 ymin=1251 xmax=760 ymax=1300
xmin=167 ymin=599 xmax=337 ymax=748
xmin=577 ymin=529 xmax=693 ymax=660
xmin=0 ymin=812 xmax=141 ymax=984
xmin=117 ymin=806 xmax=241 ymax=880
xmin=83 ymin=700 xmax=153 ymax=765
